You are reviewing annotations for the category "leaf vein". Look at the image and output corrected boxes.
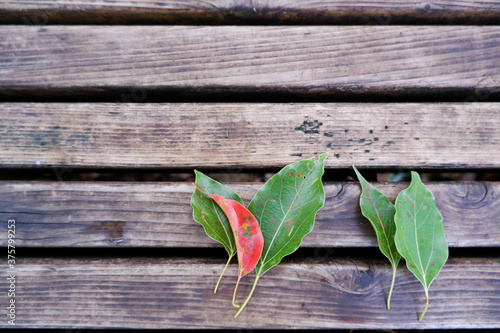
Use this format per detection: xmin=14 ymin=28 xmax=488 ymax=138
xmin=263 ymin=203 xmax=317 ymax=266
xmin=260 ymin=166 xmax=316 ymax=268
xmin=367 ymin=186 xmax=397 ymax=264
xmin=411 ymin=191 xmax=428 ymax=288
xmin=212 ymin=200 xmax=236 ymax=252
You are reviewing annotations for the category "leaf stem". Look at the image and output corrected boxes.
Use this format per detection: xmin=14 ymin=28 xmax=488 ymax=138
xmin=232 ymin=275 xmax=241 ymax=308
xmin=387 ymin=265 xmax=397 ymax=310
xmin=214 ymin=255 xmax=233 ymax=294
xmin=234 ymin=274 xmax=260 ymax=318
xmin=419 ymin=288 xmax=429 ymax=321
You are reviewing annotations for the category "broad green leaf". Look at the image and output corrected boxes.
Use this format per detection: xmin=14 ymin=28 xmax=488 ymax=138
xmin=234 ymin=153 xmax=327 ymax=317
xmin=192 ymin=183 xmax=264 ymax=307
xmin=191 ymin=170 xmax=243 ymax=293
xmin=353 ymin=166 xmax=400 ymax=310
xmin=394 ymin=171 xmax=448 ymax=321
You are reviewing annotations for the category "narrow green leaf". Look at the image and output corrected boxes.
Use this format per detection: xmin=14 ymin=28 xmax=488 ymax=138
xmin=191 ymin=170 xmax=242 ymax=293
xmin=394 ymin=171 xmax=449 ymax=321
xmin=352 ymin=165 xmax=400 ymax=310
xmin=234 ymin=153 xmax=327 ymax=317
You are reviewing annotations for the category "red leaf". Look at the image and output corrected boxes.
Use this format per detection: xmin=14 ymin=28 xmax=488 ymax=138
xmin=192 ymin=183 xmax=264 ymax=306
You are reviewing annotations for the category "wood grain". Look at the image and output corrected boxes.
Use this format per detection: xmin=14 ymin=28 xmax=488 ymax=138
xmin=4 ymin=256 xmax=499 ymax=329
xmin=1 ymin=26 xmax=499 ymax=93
xmin=1 ymin=1 xmax=499 ymax=24
xmin=1 ymin=103 xmax=499 ymax=169
xmin=1 ymin=181 xmax=498 ymax=248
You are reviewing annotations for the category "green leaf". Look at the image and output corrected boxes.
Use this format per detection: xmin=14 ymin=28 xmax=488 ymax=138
xmin=191 ymin=170 xmax=242 ymax=293
xmin=192 ymin=182 xmax=264 ymax=308
xmin=234 ymin=153 xmax=327 ymax=317
xmin=394 ymin=171 xmax=449 ymax=321
xmin=353 ymin=166 xmax=400 ymax=310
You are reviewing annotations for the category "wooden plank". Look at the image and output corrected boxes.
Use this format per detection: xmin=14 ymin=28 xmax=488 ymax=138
xmin=1 ymin=181 xmax=498 ymax=248
xmin=1 ymin=26 xmax=499 ymax=94
xmin=5 ymin=256 xmax=499 ymax=329
xmin=1 ymin=103 xmax=499 ymax=168
xmin=1 ymin=1 xmax=499 ymax=24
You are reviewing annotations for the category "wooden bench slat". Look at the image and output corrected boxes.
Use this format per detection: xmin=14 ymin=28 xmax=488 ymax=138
xmin=1 ymin=103 xmax=499 ymax=169
xmin=6 ymin=256 xmax=499 ymax=329
xmin=1 ymin=181 xmax=498 ymax=248
xmin=1 ymin=26 xmax=499 ymax=93
xmin=1 ymin=1 xmax=499 ymax=24
xmin=3 ymin=0 xmax=500 ymax=10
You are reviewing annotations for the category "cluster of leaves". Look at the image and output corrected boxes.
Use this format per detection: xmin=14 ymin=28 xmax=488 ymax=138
xmin=191 ymin=154 xmax=327 ymax=318
xmin=353 ymin=166 xmax=449 ymax=321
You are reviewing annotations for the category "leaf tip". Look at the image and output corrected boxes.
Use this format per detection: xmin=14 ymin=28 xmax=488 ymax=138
xmin=352 ymin=165 xmax=365 ymax=183
xmin=315 ymin=152 xmax=328 ymax=164
xmin=410 ymin=171 xmax=421 ymax=182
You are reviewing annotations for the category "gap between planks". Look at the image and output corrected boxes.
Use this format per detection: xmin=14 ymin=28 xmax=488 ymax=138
xmin=0 ymin=0 xmax=499 ymax=24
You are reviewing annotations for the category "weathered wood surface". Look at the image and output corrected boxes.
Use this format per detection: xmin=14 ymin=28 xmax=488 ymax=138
xmin=1 ymin=103 xmax=499 ymax=168
xmin=1 ymin=26 xmax=499 ymax=94
xmin=1 ymin=1 xmax=499 ymax=24
xmin=1 ymin=181 xmax=498 ymax=248
xmin=4 ymin=256 xmax=499 ymax=329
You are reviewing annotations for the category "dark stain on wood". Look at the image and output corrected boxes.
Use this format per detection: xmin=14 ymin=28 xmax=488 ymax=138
xmin=383 ymin=140 xmax=396 ymax=148
xmin=88 ymin=221 xmax=126 ymax=245
xmin=295 ymin=120 xmax=323 ymax=134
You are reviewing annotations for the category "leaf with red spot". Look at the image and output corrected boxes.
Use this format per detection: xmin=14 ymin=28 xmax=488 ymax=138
xmin=234 ymin=153 xmax=327 ymax=318
xmin=191 ymin=170 xmax=242 ymax=293
xmin=394 ymin=172 xmax=448 ymax=321
xmin=192 ymin=181 xmax=264 ymax=307
xmin=353 ymin=166 xmax=400 ymax=310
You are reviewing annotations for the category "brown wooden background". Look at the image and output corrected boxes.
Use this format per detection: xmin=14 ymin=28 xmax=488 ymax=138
xmin=0 ymin=0 xmax=499 ymax=331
